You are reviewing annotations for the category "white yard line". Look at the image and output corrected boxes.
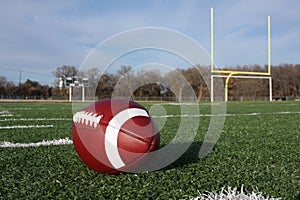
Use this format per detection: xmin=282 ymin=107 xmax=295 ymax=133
xmin=0 ymin=125 xmax=54 ymax=129
xmin=0 ymin=138 xmax=73 ymax=148
xmin=3 ymin=108 xmax=51 ymax=110
xmin=0 ymin=110 xmax=10 ymax=114
xmin=0 ymin=118 xmax=71 ymax=122
xmin=0 ymin=114 xmax=13 ymax=117
xmin=0 ymin=111 xmax=299 ymax=122
xmin=0 ymin=110 xmax=13 ymax=117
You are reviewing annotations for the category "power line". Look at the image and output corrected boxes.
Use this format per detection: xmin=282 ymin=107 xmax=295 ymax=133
xmin=0 ymin=66 xmax=54 ymax=77
xmin=0 ymin=66 xmax=56 ymax=86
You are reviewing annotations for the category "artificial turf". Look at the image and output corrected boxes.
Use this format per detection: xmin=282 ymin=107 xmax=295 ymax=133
xmin=0 ymin=101 xmax=299 ymax=199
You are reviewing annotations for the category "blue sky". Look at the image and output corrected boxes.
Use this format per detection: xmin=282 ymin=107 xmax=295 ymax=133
xmin=0 ymin=0 xmax=299 ymax=85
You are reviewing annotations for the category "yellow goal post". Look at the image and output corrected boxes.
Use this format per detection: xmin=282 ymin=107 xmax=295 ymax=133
xmin=210 ymin=8 xmax=272 ymax=102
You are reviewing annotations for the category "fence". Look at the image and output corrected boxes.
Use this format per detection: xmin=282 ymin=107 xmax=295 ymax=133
xmin=1 ymin=95 xmax=299 ymax=102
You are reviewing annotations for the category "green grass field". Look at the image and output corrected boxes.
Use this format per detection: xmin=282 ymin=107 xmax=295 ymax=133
xmin=0 ymin=101 xmax=299 ymax=199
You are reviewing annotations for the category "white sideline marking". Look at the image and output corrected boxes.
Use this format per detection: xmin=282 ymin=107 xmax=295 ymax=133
xmin=167 ymin=102 xmax=200 ymax=105
xmin=0 ymin=125 xmax=54 ymax=129
xmin=0 ymin=118 xmax=71 ymax=122
xmin=151 ymin=111 xmax=300 ymax=118
xmin=166 ymin=102 xmax=222 ymax=106
xmin=0 ymin=138 xmax=73 ymax=148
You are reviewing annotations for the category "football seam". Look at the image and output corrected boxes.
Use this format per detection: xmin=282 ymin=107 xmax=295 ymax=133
xmin=73 ymin=111 xmax=103 ymax=129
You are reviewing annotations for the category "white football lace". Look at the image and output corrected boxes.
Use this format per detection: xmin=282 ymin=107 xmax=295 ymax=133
xmin=73 ymin=111 xmax=103 ymax=128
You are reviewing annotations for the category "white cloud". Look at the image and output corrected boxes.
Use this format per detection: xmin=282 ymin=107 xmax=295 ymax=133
xmin=0 ymin=0 xmax=299 ymax=83
xmin=210 ymin=0 xmax=300 ymax=66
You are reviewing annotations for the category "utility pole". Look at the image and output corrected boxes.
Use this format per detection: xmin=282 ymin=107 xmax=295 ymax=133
xmin=19 ymin=70 xmax=22 ymax=85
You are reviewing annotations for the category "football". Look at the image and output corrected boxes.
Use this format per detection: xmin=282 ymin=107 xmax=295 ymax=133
xmin=72 ymin=98 xmax=160 ymax=174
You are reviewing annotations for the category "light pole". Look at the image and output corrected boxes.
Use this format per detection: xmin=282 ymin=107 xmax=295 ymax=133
xmin=66 ymin=77 xmax=89 ymax=102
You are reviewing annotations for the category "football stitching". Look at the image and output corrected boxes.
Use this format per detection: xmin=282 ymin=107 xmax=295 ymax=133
xmin=73 ymin=111 xmax=103 ymax=128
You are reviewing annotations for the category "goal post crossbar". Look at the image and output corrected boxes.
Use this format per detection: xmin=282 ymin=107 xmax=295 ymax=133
xmin=212 ymin=75 xmax=272 ymax=79
xmin=210 ymin=8 xmax=271 ymax=75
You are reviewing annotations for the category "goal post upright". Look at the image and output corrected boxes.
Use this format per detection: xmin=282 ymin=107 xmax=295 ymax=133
xmin=268 ymin=15 xmax=271 ymax=75
xmin=210 ymin=7 xmax=272 ymax=102
xmin=268 ymin=16 xmax=272 ymax=101
xmin=269 ymin=76 xmax=272 ymax=101
xmin=210 ymin=7 xmax=214 ymax=102
xmin=211 ymin=7 xmax=214 ymax=74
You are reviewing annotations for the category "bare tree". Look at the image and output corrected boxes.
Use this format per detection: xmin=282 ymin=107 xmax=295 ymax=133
xmin=0 ymin=76 xmax=7 ymax=96
xmin=115 ymin=65 xmax=135 ymax=97
xmin=183 ymin=66 xmax=210 ymax=101
xmin=96 ymin=73 xmax=117 ymax=99
xmin=135 ymin=69 xmax=163 ymax=97
xmin=166 ymin=69 xmax=189 ymax=101
xmin=52 ymin=65 xmax=78 ymax=82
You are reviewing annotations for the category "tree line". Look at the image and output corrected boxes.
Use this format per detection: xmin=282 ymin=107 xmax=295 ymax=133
xmin=0 ymin=64 xmax=300 ymax=100
xmin=0 ymin=77 xmax=51 ymax=99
